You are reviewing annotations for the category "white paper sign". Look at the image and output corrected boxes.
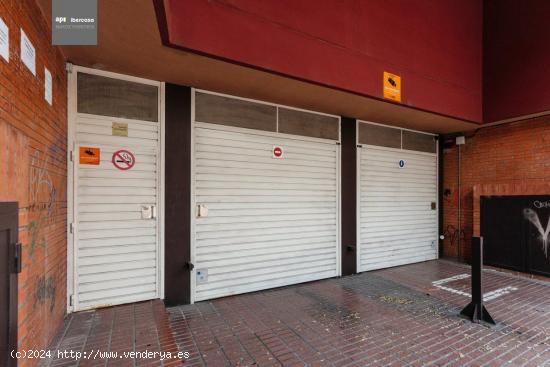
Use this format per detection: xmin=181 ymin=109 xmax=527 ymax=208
xmin=44 ymin=67 xmax=52 ymax=105
xmin=0 ymin=17 xmax=9 ymax=62
xmin=20 ymin=29 xmax=35 ymax=75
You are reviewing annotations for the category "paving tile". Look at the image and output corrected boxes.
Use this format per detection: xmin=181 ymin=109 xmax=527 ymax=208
xmin=168 ymin=260 xmax=549 ymax=366
xmin=39 ymin=300 xmax=184 ymax=366
xmin=41 ymin=260 xmax=549 ymax=366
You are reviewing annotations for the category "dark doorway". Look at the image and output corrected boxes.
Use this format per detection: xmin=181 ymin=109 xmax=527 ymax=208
xmin=481 ymin=195 xmax=550 ymax=277
xmin=0 ymin=202 xmax=19 ymax=367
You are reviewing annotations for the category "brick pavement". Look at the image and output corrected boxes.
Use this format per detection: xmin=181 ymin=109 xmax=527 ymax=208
xmin=38 ymin=300 xmax=183 ymax=367
xmin=169 ymin=260 xmax=550 ymax=366
xmin=39 ymin=260 xmax=550 ymax=366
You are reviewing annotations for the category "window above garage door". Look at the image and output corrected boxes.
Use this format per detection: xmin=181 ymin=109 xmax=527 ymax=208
xmin=358 ymin=121 xmax=436 ymax=153
xmin=195 ymin=91 xmax=340 ymax=141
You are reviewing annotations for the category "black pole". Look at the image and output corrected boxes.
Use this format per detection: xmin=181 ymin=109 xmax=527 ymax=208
xmin=460 ymin=237 xmax=496 ymax=325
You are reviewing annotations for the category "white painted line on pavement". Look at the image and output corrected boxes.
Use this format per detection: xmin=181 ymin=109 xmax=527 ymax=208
xmin=431 ymin=274 xmax=518 ymax=301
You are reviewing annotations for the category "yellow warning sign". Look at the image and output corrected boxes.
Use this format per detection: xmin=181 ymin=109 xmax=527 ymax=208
xmin=79 ymin=147 xmax=100 ymax=165
xmin=383 ymin=71 xmax=401 ymax=102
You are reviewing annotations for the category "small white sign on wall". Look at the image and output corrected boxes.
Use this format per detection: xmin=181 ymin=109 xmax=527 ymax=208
xmin=20 ymin=29 xmax=36 ymax=75
xmin=44 ymin=67 xmax=52 ymax=105
xmin=0 ymin=17 xmax=9 ymax=62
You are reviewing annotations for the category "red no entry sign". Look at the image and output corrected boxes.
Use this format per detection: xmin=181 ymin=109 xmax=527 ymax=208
xmin=112 ymin=149 xmax=135 ymax=170
xmin=273 ymin=146 xmax=283 ymax=158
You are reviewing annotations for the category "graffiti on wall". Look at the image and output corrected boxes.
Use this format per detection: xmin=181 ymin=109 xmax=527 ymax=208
xmin=28 ymin=147 xmax=65 ymax=312
xmin=30 ymin=150 xmax=57 ymax=216
xmin=28 ymin=150 xmax=56 ymax=259
xmin=524 ymin=207 xmax=550 ymax=258
xmin=35 ymin=276 xmax=57 ymax=312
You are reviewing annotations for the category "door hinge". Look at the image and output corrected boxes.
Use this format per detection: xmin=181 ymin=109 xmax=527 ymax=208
xmin=69 ymin=295 xmax=74 ymax=307
xmin=69 ymin=150 xmax=73 ymax=162
xmin=13 ymin=243 xmax=22 ymax=273
xmin=70 ymin=223 xmax=75 ymax=234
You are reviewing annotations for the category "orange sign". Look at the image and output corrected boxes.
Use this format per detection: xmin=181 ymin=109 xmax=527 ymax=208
xmin=79 ymin=147 xmax=100 ymax=165
xmin=383 ymin=71 xmax=401 ymax=102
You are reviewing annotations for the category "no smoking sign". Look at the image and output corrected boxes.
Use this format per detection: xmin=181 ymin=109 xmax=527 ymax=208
xmin=112 ymin=149 xmax=135 ymax=170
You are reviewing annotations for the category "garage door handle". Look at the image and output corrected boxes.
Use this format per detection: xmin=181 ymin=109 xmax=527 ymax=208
xmin=13 ymin=243 xmax=22 ymax=273
xmin=346 ymin=245 xmax=356 ymax=252
xmin=184 ymin=262 xmax=194 ymax=271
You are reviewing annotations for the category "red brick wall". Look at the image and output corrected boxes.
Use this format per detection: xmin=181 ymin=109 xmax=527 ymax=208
xmin=0 ymin=1 xmax=67 ymax=365
xmin=442 ymin=116 xmax=550 ymax=262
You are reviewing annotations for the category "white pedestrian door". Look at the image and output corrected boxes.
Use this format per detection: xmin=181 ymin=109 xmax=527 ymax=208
xmin=358 ymin=146 xmax=438 ymax=271
xmin=193 ymin=123 xmax=339 ymax=301
xmin=71 ymin=71 xmax=162 ymax=311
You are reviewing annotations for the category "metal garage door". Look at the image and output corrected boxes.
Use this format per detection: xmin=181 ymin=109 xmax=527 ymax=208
xmin=70 ymin=69 xmax=162 ymax=311
xmin=193 ymin=122 xmax=339 ymax=301
xmin=358 ymin=145 xmax=438 ymax=272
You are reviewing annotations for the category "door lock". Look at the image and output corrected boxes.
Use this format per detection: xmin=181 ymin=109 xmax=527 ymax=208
xmin=141 ymin=205 xmax=157 ymax=219
xmin=197 ymin=204 xmax=208 ymax=218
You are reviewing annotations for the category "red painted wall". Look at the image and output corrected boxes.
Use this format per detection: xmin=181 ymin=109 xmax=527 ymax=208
xmin=483 ymin=0 xmax=550 ymax=122
xmin=162 ymin=0 xmax=483 ymax=123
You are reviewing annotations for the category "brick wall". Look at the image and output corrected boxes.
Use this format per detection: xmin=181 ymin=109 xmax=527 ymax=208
xmin=442 ymin=116 xmax=550 ymax=262
xmin=0 ymin=1 xmax=67 ymax=365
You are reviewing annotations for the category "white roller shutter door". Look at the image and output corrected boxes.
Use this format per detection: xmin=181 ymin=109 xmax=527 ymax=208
xmin=358 ymin=145 xmax=438 ymax=272
xmin=73 ymin=114 xmax=161 ymax=310
xmin=193 ymin=122 xmax=339 ymax=301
